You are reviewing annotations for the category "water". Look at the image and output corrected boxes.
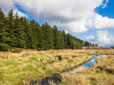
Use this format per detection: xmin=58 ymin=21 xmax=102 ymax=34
xmin=31 ymin=55 xmax=107 ymax=85
xmin=64 ymin=55 xmax=107 ymax=73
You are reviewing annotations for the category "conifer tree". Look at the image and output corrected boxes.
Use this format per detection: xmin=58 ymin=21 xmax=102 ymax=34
xmin=0 ymin=8 xmax=10 ymax=51
xmin=17 ymin=17 xmax=27 ymax=48
xmin=62 ymin=30 xmax=67 ymax=49
xmin=42 ymin=23 xmax=54 ymax=50
xmin=53 ymin=25 xmax=60 ymax=49
xmin=29 ymin=20 xmax=39 ymax=49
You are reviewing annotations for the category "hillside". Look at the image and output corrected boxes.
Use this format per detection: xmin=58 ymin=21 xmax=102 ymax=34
xmin=0 ymin=8 xmax=88 ymax=51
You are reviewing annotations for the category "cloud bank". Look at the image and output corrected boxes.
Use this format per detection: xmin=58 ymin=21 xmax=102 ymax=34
xmin=0 ymin=0 xmax=114 ymax=34
xmin=86 ymin=30 xmax=114 ymax=47
xmin=86 ymin=13 xmax=114 ymax=29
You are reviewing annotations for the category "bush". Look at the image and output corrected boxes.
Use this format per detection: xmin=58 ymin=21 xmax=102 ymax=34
xmin=0 ymin=43 xmax=10 ymax=51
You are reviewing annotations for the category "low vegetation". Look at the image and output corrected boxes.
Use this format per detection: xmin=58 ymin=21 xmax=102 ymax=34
xmin=0 ymin=50 xmax=92 ymax=85
xmin=59 ymin=55 xmax=114 ymax=85
xmin=0 ymin=49 xmax=114 ymax=85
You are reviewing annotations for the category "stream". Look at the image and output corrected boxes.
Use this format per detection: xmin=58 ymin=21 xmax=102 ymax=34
xmin=30 ymin=55 xmax=107 ymax=85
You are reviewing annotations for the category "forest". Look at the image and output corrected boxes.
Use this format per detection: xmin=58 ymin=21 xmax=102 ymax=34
xmin=0 ymin=8 xmax=91 ymax=51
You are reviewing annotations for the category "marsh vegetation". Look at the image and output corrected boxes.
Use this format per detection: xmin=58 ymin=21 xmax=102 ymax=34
xmin=0 ymin=49 xmax=114 ymax=85
xmin=59 ymin=55 xmax=114 ymax=85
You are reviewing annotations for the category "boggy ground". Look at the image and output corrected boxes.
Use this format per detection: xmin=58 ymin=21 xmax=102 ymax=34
xmin=59 ymin=55 xmax=114 ymax=85
xmin=0 ymin=49 xmax=114 ymax=85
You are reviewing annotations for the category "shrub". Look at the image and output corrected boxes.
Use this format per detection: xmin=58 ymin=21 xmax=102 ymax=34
xmin=0 ymin=43 xmax=10 ymax=51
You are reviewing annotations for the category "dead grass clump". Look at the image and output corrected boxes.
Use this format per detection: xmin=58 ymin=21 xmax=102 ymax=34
xmin=0 ymin=54 xmax=12 ymax=59
xmin=91 ymin=55 xmax=114 ymax=74
xmin=60 ymin=73 xmax=88 ymax=85
xmin=97 ymin=77 xmax=114 ymax=85
xmin=11 ymin=48 xmax=25 ymax=53
xmin=20 ymin=51 xmax=36 ymax=57
xmin=106 ymin=67 xmax=114 ymax=74
xmin=87 ymin=75 xmax=98 ymax=81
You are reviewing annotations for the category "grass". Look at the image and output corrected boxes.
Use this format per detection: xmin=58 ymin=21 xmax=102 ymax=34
xmin=0 ymin=50 xmax=92 ymax=85
xmin=0 ymin=52 xmax=11 ymax=54
xmin=59 ymin=55 xmax=114 ymax=85
xmin=0 ymin=49 xmax=114 ymax=85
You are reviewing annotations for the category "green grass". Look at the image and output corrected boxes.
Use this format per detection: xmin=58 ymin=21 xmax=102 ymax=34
xmin=0 ymin=52 xmax=11 ymax=54
xmin=0 ymin=51 xmax=92 ymax=85
xmin=0 ymin=49 xmax=114 ymax=85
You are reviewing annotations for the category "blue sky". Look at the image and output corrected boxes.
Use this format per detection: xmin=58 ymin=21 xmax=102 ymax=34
xmin=76 ymin=0 xmax=114 ymax=38
xmin=0 ymin=0 xmax=114 ymax=47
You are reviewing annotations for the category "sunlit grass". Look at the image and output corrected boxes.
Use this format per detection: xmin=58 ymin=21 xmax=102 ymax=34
xmin=59 ymin=55 xmax=114 ymax=85
xmin=0 ymin=50 xmax=92 ymax=85
xmin=0 ymin=49 xmax=114 ymax=84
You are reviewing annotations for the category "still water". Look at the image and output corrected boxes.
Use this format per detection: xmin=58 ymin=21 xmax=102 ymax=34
xmin=65 ymin=55 xmax=107 ymax=73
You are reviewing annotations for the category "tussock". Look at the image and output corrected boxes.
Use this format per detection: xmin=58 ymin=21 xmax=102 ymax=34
xmin=0 ymin=49 xmax=114 ymax=84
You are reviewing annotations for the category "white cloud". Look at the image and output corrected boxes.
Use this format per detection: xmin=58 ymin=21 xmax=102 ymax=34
xmin=61 ymin=20 xmax=88 ymax=34
xmin=65 ymin=30 xmax=69 ymax=34
xmin=0 ymin=0 xmax=113 ymax=34
xmin=86 ymin=13 xmax=114 ymax=29
xmin=86 ymin=30 xmax=114 ymax=47
xmin=16 ymin=0 xmax=101 ymax=33
xmin=0 ymin=0 xmax=15 ymax=11
xmin=86 ymin=36 xmax=95 ymax=40
xmin=13 ymin=9 xmax=28 ymax=18
xmin=102 ymin=0 xmax=109 ymax=8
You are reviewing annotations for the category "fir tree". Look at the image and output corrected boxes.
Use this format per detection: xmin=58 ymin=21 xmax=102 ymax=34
xmin=0 ymin=8 xmax=10 ymax=51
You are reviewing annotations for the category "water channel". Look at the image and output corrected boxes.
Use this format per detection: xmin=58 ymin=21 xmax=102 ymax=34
xmin=31 ymin=55 xmax=107 ymax=85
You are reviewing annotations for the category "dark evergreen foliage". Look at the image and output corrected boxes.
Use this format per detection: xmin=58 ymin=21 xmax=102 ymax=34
xmin=0 ymin=8 xmax=90 ymax=51
xmin=84 ymin=41 xmax=91 ymax=47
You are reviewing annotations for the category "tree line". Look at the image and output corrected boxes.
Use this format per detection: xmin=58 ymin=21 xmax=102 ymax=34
xmin=0 ymin=8 xmax=90 ymax=51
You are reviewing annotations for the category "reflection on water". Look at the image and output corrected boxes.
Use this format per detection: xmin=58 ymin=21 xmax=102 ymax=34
xmin=31 ymin=55 xmax=107 ymax=85
xmin=65 ymin=55 xmax=107 ymax=73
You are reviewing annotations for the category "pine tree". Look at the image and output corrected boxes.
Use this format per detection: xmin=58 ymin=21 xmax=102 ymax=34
xmin=62 ymin=30 xmax=67 ymax=49
xmin=10 ymin=12 xmax=19 ymax=48
xmin=23 ymin=18 xmax=31 ymax=48
xmin=59 ymin=31 xmax=65 ymax=49
xmin=0 ymin=8 xmax=11 ymax=51
xmin=36 ymin=24 xmax=44 ymax=50
xmin=17 ymin=17 xmax=27 ymax=48
xmin=53 ymin=25 xmax=60 ymax=49
xmin=7 ymin=9 xmax=15 ymax=49
xmin=42 ymin=23 xmax=54 ymax=50
xmin=28 ymin=20 xmax=39 ymax=49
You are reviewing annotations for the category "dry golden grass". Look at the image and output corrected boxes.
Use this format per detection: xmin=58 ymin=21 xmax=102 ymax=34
xmin=0 ymin=50 xmax=92 ymax=85
xmin=0 ymin=49 xmax=114 ymax=85
xmin=59 ymin=55 xmax=114 ymax=85
xmin=91 ymin=55 xmax=114 ymax=73
xmin=60 ymin=73 xmax=89 ymax=85
xmin=0 ymin=49 xmax=114 ymax=59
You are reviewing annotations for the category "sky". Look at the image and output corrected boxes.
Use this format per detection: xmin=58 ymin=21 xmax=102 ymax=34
xmin=0 ymin=0 xmax=114 ymax=47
